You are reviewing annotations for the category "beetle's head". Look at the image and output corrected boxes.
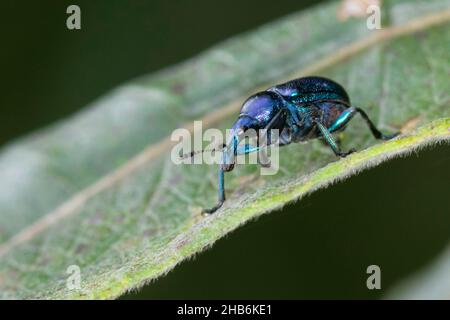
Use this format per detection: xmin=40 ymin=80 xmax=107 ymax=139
xmin=231 ymin=91 xmax=285 ymax=139
xmin=221 ymin=91 xmax=285 ymax=172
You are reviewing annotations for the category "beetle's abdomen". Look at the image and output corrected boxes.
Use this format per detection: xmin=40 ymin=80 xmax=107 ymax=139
xmin=268 ymin=76 xmax=350 ymax=105
xmin=317 ymin=101 xmax=348 ymax=130
xmin=292 ymin=101 xmax=349 ymax=140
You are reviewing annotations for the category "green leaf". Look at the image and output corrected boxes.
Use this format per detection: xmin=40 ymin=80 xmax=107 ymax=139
xmin=0 ymin=0 xmax=449 ymax=299
xmin=388 ymin=243 xmax=450 ymax=299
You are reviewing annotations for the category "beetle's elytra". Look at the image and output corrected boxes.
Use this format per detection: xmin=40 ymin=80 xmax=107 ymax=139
xmin=202 ymin=76 xmax=399 ymax=214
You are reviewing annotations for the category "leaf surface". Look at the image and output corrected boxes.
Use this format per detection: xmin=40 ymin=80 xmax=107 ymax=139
xmin=0 ymin=0 xmax=449 ymax=299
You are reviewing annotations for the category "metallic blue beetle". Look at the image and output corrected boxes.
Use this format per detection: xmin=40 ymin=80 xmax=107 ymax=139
xmin=203 ymin=76 xmax=399 ymax=214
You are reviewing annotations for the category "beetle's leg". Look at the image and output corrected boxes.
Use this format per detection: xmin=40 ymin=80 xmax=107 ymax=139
xmin=315 ymin=120 xmax=355 ymax=158
xmin=202 ymin=144 xmax=263 ymax=215
xmin=203 ymin=109 xmax=285 ymax=214
xmin=202 ymin=153 xmax=226 ymax=215
xmin=257 ymin=139 xmax=271 ymax=168
xmin=319 ymin=135 xmax=342 ymax=148
xmin=236 ymin=144 xmax=260 ymax=155
xmin=356 ymin=107 xmax=400 ymax=140
xmin=329 ymin=107 xmax=400 ymax=140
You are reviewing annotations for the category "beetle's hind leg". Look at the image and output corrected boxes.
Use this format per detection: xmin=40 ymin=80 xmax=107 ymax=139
xmin=329 ymin=107 xmax=400 ymax=140
xmin=354 ymin=107 xmax=400 ymax=140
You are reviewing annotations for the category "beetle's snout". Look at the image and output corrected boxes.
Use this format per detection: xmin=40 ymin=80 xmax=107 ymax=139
xmin=230 ymin=116 xmax=259 ymax=137
xmin=221 ymin=137 xmax=236 ymax=172
xmin=221 ymin=131 xmax=239 ymax=172
xmin=231 ymin=127 xmax=248 ymax=142
xmin=221 ymin=162 xmax=235 ymax=172
xmin=221 ymin=116 xmax=260 ymax=172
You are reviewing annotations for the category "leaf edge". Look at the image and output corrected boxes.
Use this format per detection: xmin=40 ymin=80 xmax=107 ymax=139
xmin=60 ymin=118 xmax=450 ymax=300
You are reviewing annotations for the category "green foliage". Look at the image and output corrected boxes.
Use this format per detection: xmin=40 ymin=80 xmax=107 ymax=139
xmin=0 ymin=0 xmax=449 ymax=299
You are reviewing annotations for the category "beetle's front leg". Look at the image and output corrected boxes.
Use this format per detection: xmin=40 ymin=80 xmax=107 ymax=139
xmin=202 ymin=143 xmax=236 ymax=215
xmin=202 ymin=143 xmax=266 ymax=214
xmin=329 ymin=107 xmax=400 ymax=140
xmin=202 ymin=166 xmax=225 ymax=215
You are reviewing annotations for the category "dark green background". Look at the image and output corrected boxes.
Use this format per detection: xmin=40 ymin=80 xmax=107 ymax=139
xmin=1 ymin=1 xmax=449 ymax=299
xmin=1 ymin=0 xmax=319 ymax=146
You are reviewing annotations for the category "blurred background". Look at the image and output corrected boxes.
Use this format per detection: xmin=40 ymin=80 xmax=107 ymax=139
xmin=1 ymin=0 xmax=449 ymax=299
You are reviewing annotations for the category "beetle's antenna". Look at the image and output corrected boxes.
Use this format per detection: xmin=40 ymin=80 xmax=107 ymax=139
xmin=179 ymin=144 xmax=226 ymax=159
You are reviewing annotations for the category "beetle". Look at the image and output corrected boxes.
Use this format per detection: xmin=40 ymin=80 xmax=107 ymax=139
xmin=202 ymin=76 xmax=399 ymax=214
